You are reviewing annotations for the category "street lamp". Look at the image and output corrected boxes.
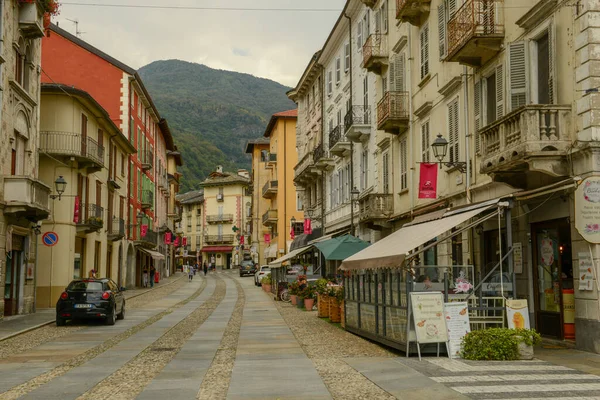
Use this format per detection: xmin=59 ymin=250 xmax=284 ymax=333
xmin=430 ymin=134 xmax=467 ymax=173
xmin=350 ymin=186 xmax=360 ymax=236
xmin=49 ymin=176 xmax=67 ymax=201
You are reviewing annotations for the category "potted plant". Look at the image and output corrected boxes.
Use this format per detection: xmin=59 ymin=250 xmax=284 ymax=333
xmin=303 ymin=286 xmax=316 ymax=311
xmin=461 ymin=328 xmax=542 ymax=360
xmin=261 ymin=275 xmax=272 ymax=293
xmin=288 ymin=280 xmax=300 ymax=305
xmin=314 ymin=279 xmax=330 ymax=318
xmin=329 ymin=286 xmax=344 ymax=323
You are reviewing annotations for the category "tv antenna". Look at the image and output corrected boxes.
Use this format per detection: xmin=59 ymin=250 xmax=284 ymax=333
xmin=65 ymin=18 xmax=85 ymax=37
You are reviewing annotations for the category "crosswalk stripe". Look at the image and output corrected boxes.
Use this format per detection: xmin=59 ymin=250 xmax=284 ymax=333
xmin=452 ymin=383 xmax=600 ymax=394
xmin=427 ymin=358 xmax=573 ymax=372
xmin=433 ymin=374 xmax=600 ymax=383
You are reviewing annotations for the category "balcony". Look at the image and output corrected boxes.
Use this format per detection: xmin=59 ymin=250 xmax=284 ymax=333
xmin=377 ymin=91 xmax=409 ymax=134
xmin=206 ymin=214 xmax=234 ymax=224
xmin=40 ymin=131 xmax=105 ymax=173
xmin=360 ymin=0 xmax=377 ymax=8
xmin=76 ymin=203 xmax=104 ymax=234
xmin=18 ymin=1 xmax=44 ymax=39
xmin=345 ymin=106 xmax=372 ymax=143
xmin=329 ymin=125 xmax=351 ymax=157
xmin=396 ymin=0 xmax=431 ymax=25
xmin=480 ymin=105 xmax=571 ymax=187
xmin=107 ymin=217 xmax=125 ymax=241
xmin=135 ymin=228 xmax=158 ymax=248
xmin=168 ymin=205 xmax=182 ymax=222
xmin=294 ymin=152 xmax=321 ymax=185
xmin=262 ymin=209 xmax=278 ymax=226
xmin=313 ymin=142 xmax=335 ymax=171
xmin=204 ymin=234 xmax=235 ymax=245
xmin=446 ymin=0 xmax=504 ymax=67
xmin=359 ymin=194 xmax=393 ymax=230
xmin=262 ymin=180 xmax=278 ymax=199
xmin=141 ymin=150 xmax=153 ymax=171
xmin=3 ymin=177 xmax=50 ymax=221
xmin=362 ymin=34 xmax=388 ymax=74
xmin=158 ymin=174 xmax=168 ymax=192
xmin=141 ymin=190 xmax=154 ymax=209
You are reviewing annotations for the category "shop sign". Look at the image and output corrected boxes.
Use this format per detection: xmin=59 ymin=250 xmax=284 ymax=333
xmin=506 ymin=299 xmax=530 ymax=329
xmin=578 ymin=252 xmax=594 ymax=291
xmin=410 ymin=292 xmax=448 ymax=344
xmin=443 ymin=302 xmax=470 ymax=359
xmin=513 ymin=242 xmax=523 ymax=274
xmin=575 ymin=177 xmax=600 ymax=243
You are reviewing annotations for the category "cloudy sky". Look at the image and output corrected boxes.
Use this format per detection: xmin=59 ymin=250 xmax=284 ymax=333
xmin=55 ymin=0 xmax=347 ymax=87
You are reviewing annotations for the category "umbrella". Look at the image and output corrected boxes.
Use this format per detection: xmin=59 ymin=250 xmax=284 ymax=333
xmin=314 ymin=234 xmax=370 ymax=261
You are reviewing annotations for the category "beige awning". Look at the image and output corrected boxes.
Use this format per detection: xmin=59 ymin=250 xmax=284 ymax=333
xmin=140 ymin=248 xmax=166 ymax=260
xmin=264 ymin=244 xmax=277 ymax=259
xmin=340 ymin=203 xmax=499 ymax=271
xmin=269 ymin=245 xmax=313 ymax=268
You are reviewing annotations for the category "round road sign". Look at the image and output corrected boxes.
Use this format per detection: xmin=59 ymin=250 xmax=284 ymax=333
xmin=42 ymin=232 xmax=59 ymax=247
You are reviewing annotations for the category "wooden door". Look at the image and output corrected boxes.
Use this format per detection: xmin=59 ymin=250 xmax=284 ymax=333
xmin=81 ymin=114 xmax=88 ymax=156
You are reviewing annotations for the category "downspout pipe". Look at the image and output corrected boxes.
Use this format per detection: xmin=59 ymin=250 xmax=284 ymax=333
xmin=344 ymin=11 xmax=355 ymax=236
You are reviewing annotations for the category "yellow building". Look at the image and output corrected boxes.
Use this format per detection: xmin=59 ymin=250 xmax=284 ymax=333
xmin=176 ymin=190 xmax=204 ymax=266
xmin=199 ymin=166 xmax=251 ymax=269
xmin=244 ymin=138 xmax=271 ymax=265
xmin=36 ymin=84 xmax=135 ymax=308
xmin=260 ymin=110 xmax=303 ymax=261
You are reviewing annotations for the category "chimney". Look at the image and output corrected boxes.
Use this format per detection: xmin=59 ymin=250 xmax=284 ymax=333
xmin=216 ymin=165 xmax=223 ymax=173
xmin=237 ymin=169 xmax=249 ymax=179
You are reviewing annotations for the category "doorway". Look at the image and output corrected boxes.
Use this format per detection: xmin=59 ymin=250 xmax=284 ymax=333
xmin=532 ymin=218 xmax=573 ymax=339
xmin=107 ymin=245 xmax=113 ymax=281
xmin=74 ymin=237 xmax=85 ymax=279
xmin=4 ymin=250 xmax=23 ymax=317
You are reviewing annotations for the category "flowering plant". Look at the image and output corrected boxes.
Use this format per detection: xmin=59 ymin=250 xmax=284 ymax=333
xmin=19 ymin=0 xmax=60 ymax=15
xmin=454 ymin=271 xmax=473 ymax=294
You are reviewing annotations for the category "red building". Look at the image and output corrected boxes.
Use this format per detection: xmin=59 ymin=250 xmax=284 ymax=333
xmin=41 ymin=24 xmax=179 ymax=287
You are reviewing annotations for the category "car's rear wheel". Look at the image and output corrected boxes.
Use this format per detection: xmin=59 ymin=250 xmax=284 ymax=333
xmin=106 ymin=306 xmax=116 ymax=325
xmin=56 ymin=317 xmax=65 ymax=326
xmin=117 ymin=301 xmax=125 ymax=320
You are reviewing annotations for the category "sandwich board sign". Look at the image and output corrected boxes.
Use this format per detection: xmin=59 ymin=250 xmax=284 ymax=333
xmin=408 ymin=292 xmax=449 ymax=360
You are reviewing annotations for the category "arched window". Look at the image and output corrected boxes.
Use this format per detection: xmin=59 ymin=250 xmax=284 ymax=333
xmin=23 ymin=44 xmax=33 ymax=91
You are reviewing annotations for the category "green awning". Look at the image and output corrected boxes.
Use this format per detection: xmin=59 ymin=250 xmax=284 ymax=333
xmin=314 ymin=234 xmax=370 ymax=261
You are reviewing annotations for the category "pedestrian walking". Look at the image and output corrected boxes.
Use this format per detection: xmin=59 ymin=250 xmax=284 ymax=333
xmin=142 ymin=267 xmax=149 ymax=288
xmin=188 ymin=265 xmax=194 ymax=281
xmin=203 ymin=261 xmax=208 ymax=276
xmin=149 ymin=265 xmax=156 ymax=288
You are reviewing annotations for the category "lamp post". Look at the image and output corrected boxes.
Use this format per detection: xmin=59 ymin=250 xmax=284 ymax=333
xmin=49 ymin=176 xmax=67 ymax=201
xmin=431 ymin=134 xmax=467 ymax=173
xmin=350 ymin=186 xmax=360 ymax=236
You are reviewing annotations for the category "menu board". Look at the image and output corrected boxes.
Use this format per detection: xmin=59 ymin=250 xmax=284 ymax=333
xmin=410 ymin=292 xmax=448 ymax=344
xmin=578 ymin=252 xmax=594 ymax=291
xmin=443 ymin=302 xmax=470 ymax=359
xmin=506 ymin=299 xmax=530 ymax=329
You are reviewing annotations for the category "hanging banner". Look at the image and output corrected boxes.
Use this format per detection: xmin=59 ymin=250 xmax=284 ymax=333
xmin=182 ymin=236 xmax=187 ymax=246
xmin=73 ymin=196 xmax=80 ymax=223
xmin=174 ymin=236 xmax=180 ymax=246
xmin=575 ymin=177 xmax=600 ymax=243
xmin=304 ymin=218 xmax=312 ymax=235
xmin=290 ymin=226 xmax=295 ymax=240
xmin=418 ymin=163 xmax=438 ymax=199
xmin=239 ymin=235 xmax=245 ymax=245
xmin=264 ymin=233 xmax=271 ymax=245
xmin=165 ymin=232 xmax=172 ymax=245
xmin=141 ymin=224 xmax=148 ymax=237
xmin=506 ymin=299 xmax=530 ymax=329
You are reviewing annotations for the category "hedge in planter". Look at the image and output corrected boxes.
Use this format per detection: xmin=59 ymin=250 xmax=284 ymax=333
xmin=461 ymin=328 xmax=541 ymax=361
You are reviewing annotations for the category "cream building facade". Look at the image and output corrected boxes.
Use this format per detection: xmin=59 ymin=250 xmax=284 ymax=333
xmin=36 ymin=84 xmax=136 ymax=308
xmin=0 ymin=1 xmax=50 ymax=317
xmin=176 ymin=189 xmax=204 ymax=266
xmin=245 ymin=138 xmax=271 ymax=265
xmin=293 ymin=0 xmax=600 ymax=353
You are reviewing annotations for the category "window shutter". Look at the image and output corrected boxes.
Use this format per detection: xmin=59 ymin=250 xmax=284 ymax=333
xmin=448 ymin=0 xmax=457 ymax=18
xmin=388 ymin=55 xmax=396 ymax=93
xmin=421 ymin=122 xmax=430 ymax=162
xmin=357 ymin=20 xmax=363 ymax=48
xmin=448 ymin=100 xmax=459 ymax=163
xmin=548 ymin=23 xmax=556 ymax=104
xmin=396 ymin=53 xmax=406 ymax=91
xmin=474 ymin=80 xmax=481 ymax=153
xmin=495 ymin=64 xmax=504 ymax=119
xmin=382 ymin=1 xmax=388 ymax=33
xmin=420 ymin=24 xmax=429 ymax=79
xmin=375 ymin=9 xmax=381 ymax=33
xmin=438 ymin=3 xmax=446 ymax=59
xmin=508 ymin=41 xmax=528 ymax=111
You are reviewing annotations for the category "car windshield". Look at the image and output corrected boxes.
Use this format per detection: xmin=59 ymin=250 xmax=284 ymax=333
xmin=261 ymin=267 xmax=270 ymax=271
xmin=67 ymin=281 xmax=103 ymax=292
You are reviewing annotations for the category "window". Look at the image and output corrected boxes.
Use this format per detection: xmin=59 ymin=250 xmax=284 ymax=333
xmin=381 ymin=1 xmax=388 ymax=33
xmin=121 ymin=155 xmax=126 ymax=177
xmin=382 ymin=151 xmax=389 ymax=194
xmin=337 ymin=109 xmax=342 ymax=126
xmin=196 ymin=216 xmax=201 ymax=230
xmin=357 ymin=20 xmax=363 ymax=49
xmin=483 ymin=64 xmax=503 ymax=126
xmin=423 ymin=239 xmax=438 ymax=281
xmin=363 ymin=76 xmax=369 ymax=107
xmin=327 ymin=70 xmax=333 ymax=96
xmin=400 ymin=137 xmax=408 ymax=190
xmin=11 ymin=133 xmax=27 ymax=175
xmin=452 ymin=230 xmax=463 ymax=265
xmin=196 ymin=236 xmax=201 ymax=247
xmin=129 ymin=162 xmax=134 ymax=197
xmin=335 ymin=57 xmax=341 ymax=84
xmin=345 ymin=165 xmax=350 ymax=202
xmin=389 ymin=53 xmax=405 ymax=92
xmin=14 ymin=46 xmax=24 ymax=86
xmin=420 ymin=23 xmax=430 ymax=80
xmin=344 ymin=42 xmax=350 ymax=72
xmin=361 ymin=149 xmax=368 ymax=190
xmin=260 ymin=149 xmax=268 ymax=162
xmin=448 ymin=98 xmax=460 ymax=163
xmin=421 ymin=121 xmax=430 ymax=162
xmin=296 ymin=192 xmax=303 ymax=211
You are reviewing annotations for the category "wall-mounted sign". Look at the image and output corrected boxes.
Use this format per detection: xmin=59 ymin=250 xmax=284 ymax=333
xmin=578 ymin=252 xmax=594 ymax=291
xmin=575 ymin=177 xmax=600 ymax=243
xmin=42 ymin=232 xmax=59 ymax=247
xmin=513 ymin=242 xmax=523 ymax=274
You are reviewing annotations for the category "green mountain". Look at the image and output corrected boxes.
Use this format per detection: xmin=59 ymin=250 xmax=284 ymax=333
xmin=138 ymin=60 xmax=296 ymax=192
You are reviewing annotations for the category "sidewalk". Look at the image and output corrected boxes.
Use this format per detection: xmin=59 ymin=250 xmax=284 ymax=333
xmin=0 ymin=272 xmax=184 ymax=342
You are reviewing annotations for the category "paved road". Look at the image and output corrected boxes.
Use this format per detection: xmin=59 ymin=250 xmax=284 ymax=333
xmin=1 ymin=270 xmax=600 ymax=399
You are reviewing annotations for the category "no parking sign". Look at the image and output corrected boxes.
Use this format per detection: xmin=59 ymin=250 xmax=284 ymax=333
xmin=42 ymin=232 xmax=59 ymax=247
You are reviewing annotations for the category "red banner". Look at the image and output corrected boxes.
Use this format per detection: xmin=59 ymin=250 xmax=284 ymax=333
xmin=264 ymin=234 xmax=270 ymax=244
xmin=141 ymin=224 xmax=148 ymax=237
xmin=73 ymin=196 xmax=80 ymax=223
xmin=290 ymin=226 xmax=295 ymax=240
xmin=239 ymin=235 xmax=244 ymax=245
xmin=304 ymin=218 xmax=312 ymax=235
xmin=418 ymin=163 xmax=438 ymax=199
xmin=165 ymin=232 xmax=172 ymax=244
xmin=174 ymin=237 xmax=180 ymax=246
xmin=182 ymin=236 xmax=187 ymax=246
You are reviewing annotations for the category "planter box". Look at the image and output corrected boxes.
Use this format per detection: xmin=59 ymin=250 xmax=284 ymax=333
xmin=329 ymin=299 xmax=341 ymax=323
xmin=340 ymin=300 xmax=345 ymax=328
xmin=317 ymin=294 xmax=330 ymax=318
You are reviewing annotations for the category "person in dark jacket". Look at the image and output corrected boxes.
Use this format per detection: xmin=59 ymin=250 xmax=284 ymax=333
xmin=203 ymin=261 xmax=208 ymax=276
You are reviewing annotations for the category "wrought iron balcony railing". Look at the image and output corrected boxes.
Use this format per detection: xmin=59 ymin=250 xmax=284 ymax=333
xmin=345 ymin=105 xmax=372 ymax=142
xmin=206 ymin=214 xmax=234 ymax=223
xmin=204 ymin=234 xmax=235 ymax=244
xmin=362 ymin=34 xmax=388 ymax=74
xmin=377 ymin=91 xmax=409 ymax=134
xmin=262 ymin=180 xmax=278 ymax=198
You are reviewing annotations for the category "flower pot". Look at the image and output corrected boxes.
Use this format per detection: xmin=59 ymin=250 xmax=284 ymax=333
xmin=264 ymin=284 xmax=271 ymax=293
xmin=261 ymin=283 xmax=266 ymax=292
xmin=516 ymin=336 xmax=534 ymax=360
xmin=329 ymin=298 xmax=341 ymax=323
xmin=340 ymin=300 xmax=345 ymax=328
xmin=317 ymin=294 xmax=330 ymax=318
xmin=296 ymin=296 xmax=305 ymax=309
xmin=304 ymin=298 xmax=315 ymax=311
xmin=290 ymin=294 xmax=297 ymax=305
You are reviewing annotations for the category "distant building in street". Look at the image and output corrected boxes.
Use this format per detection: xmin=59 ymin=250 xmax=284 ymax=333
xmin=176 ymin=189 xmax=204 ymax=266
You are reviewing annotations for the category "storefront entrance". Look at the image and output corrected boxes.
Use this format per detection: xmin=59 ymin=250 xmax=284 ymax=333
xmin=532 ymin=218 xmax=573 ymax=339
xmin=4 ymin=249 xmax=23 ymax=317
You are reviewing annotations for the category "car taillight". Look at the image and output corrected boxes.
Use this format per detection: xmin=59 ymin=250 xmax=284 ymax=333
xmin=60 ymin=292 xmax=68 ymax=300
xmin=101 ymin=292 xmax=110 ymax=300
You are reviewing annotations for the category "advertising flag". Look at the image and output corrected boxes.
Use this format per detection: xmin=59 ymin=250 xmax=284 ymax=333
xmin=264 ymin=234 xmax=271 ymax=244
xmin=174 ymin=236 xmax=180 ymax=246
xmin=165 ymin=232 xmax=172 ymax=244
xmin=141 ymin=224 xmax=148 ymax=237
xmin=418 ymin=163 xmax=438 ymax=199
xmin=240 ymin=235 xmax=245 ymax=245
xmin=73 ymin=196 xmax=80 ymax=223
xmin=182 ymin=236 xmax=187 ymax=246
xmin=290 ymin=226 xmax=295 ymax=240
xmin=304 ymin=218 xmax=312 ymax=235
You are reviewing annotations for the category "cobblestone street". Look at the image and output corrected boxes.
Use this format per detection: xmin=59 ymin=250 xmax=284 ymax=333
xmin=0 ymin=271 xmax=599 ymax=400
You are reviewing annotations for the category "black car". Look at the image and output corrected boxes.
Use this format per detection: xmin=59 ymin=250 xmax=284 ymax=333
xmin=239 ymin=260 xmax=257 ymax=277
xmin=56 ymin=278 xmax=125 ymax=326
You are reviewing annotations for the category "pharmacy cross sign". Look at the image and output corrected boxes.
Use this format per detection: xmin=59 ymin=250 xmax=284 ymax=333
xmin=42 ymin=232 xmax=59 ymax=247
